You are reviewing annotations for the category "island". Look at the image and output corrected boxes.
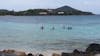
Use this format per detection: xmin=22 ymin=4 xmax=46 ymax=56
xmin=0 ymin=5 xmax=94 ymax=16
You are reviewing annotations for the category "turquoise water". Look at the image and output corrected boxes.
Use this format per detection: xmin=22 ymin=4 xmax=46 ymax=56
xmin=0 ymin=15 xmax=100 ymax=52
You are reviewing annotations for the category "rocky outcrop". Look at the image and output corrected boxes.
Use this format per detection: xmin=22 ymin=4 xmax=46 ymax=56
xmin=86 ymin=43 xmax=100 ymax=53
xmin=52 ymin=53 xmax=60 ymax=56
xmin=39 ymin=54 xmax=44 ymax=56
xmin=61 ymin=43 xmax=100 ymax=56
xmin=1 ymin=50 xmax=26 ymax=56
xmin=27 ymin=53 xmax=34 ymax=56
xmin=0 ymin=43 xmax=100 ymax=56
xmin=0 ymin=51 xmax=17 ymax=56
xmin=62 ymin=50 xmax=84 ymax=56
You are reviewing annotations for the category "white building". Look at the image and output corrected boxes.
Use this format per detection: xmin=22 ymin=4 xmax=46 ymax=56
xmin=47 ymin=9 xmax=53 ymax=12
xmin=39 ymin=12 xmax=48 ymax=15
xmin=58 ymin=12 xmax=64 ymax=14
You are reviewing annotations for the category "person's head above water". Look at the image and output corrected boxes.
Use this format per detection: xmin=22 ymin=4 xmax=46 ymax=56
xmin=51 ymin=27 xmax=55 ymax=30
xmin=40 ymin=26 xmax=44 ymax=30
xmin=67 ymin=27 xmax=72 ymax=30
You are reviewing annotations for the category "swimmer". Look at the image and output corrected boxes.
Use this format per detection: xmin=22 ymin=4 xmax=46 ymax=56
xmin=40 ymin=26 xmax=44 ymax=30
xmin=67 ymin=27 xmax=72 ymax=30
xmin=51 ymin=27 xmax=55 ymax=30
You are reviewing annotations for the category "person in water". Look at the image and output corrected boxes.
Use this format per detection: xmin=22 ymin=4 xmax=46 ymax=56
xmin=67 ymin=26 xmax=72 ymax=30
xmin=51 ymin=27 xmax=55 ymax=30
xmin=40 ymin=26 xmax=44 ymax=30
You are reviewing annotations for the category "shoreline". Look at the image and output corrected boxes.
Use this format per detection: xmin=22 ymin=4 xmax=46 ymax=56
xmin=0 ymin=43 xmax=100 ymax=56
xmin=0 ymin=14 xmax=95 ymax=16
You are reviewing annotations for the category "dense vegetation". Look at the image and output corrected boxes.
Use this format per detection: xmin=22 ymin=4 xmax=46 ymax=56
xmin=0 ymin=6 xmax=94 ymax=16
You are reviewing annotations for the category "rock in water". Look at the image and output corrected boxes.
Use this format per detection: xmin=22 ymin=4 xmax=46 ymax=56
xmin=86 ymin=43 xmax=100 ymax=53
xmin=27 ymin=53 xmax=34 ymax=56
xmin=39 ymin=54 xmax=43 ymax=56
xmin=61 ymin=43 xmax=100 ymax=56
xmin=61 ymin=52 xmax=70 ymax=56
xmin=73 ymin=49 xmax=80 ymax=54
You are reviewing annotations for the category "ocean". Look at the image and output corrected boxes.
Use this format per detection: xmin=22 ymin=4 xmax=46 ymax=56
xmin=0 ymin=15 xmax=100 ymax=54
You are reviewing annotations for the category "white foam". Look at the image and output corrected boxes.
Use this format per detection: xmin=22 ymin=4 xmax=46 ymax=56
xmin=21 ymin=49 xmax=62 ymax=56
xmin=0 ymin=48 xmax=72 ymax=56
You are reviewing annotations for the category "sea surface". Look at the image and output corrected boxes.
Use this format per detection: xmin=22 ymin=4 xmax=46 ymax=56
xmin=0 ymin=15 xmax=100 ymax=53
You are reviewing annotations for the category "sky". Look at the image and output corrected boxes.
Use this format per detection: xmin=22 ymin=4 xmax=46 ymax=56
xmin=0 ymin=0 xmax=100 ymax=14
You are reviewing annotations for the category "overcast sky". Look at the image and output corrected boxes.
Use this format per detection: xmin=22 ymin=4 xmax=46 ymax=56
xmin=0 ymin=0 xmax=100 ymax=14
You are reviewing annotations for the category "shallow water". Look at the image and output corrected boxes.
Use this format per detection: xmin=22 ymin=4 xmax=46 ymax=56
xmin=0 ymin=15 xmax=100 ymax=52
